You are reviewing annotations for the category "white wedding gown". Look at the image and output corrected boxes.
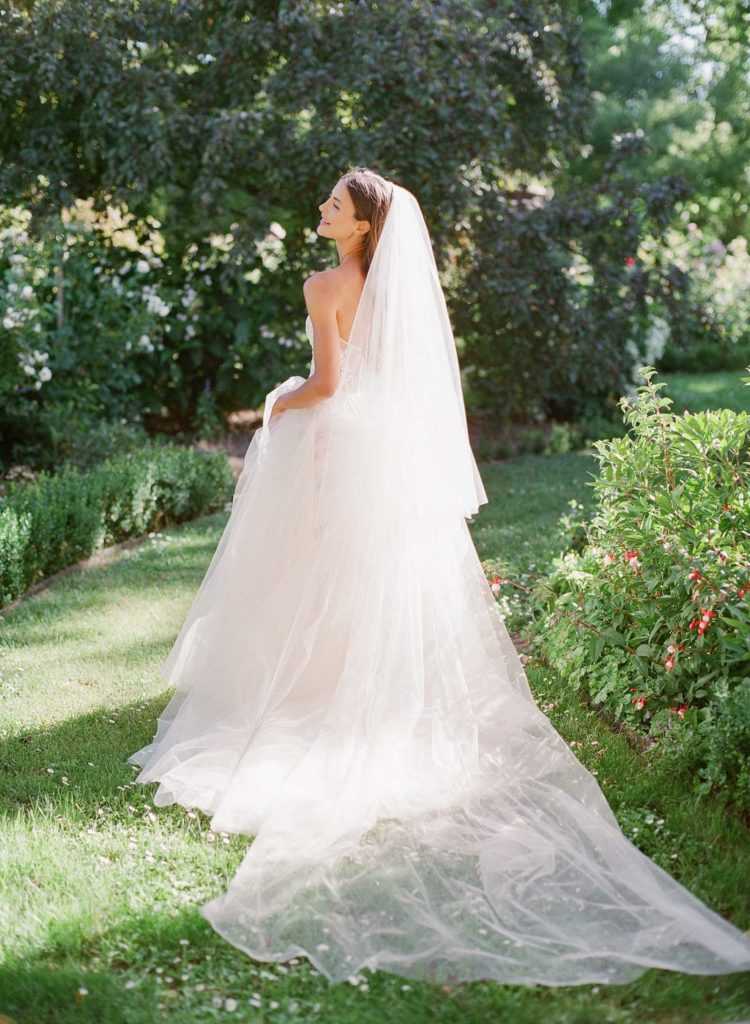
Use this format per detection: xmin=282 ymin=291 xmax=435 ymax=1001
xmin=128 ymin=314 xmax=750 ymax=986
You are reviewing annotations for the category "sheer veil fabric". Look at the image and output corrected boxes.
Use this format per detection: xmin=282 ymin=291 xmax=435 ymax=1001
xmin=128 ymin=182 xmax=750 ymax=986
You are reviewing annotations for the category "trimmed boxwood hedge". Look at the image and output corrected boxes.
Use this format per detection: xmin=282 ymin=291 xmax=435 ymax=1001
xmin=0 ymin=441 xmax=234 ymax=608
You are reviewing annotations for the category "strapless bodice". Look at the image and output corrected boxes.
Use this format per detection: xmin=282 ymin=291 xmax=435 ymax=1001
xmin=305 ymin=314 xmax=349 ymax=346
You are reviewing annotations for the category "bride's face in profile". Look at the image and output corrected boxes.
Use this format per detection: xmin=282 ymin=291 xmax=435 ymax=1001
xmin=317 ymin=180 xmax=366 ymax=243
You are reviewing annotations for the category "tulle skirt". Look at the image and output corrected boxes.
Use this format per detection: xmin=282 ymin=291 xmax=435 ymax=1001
xmin=128 ymin=378 xmax=750 ymax=986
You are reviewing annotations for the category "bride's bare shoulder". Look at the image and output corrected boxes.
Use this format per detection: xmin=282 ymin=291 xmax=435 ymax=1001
xmin=304 ymin=265 xmax=364 ymax=311
xmin=303 ymin=266 xmax=339 ymax=297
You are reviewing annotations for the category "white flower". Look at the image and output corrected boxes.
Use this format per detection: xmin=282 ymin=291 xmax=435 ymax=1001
xmin=224 ymin=998 xmax=238 ymax=1012
xmin=23 ymin=364 xmax=35 ymax=376
xmin=39 ymin=366 xmax=52 ymax=382
xmin=3 ymin=316 xmax=16 ymax=329
xmin=7 ymin=282 xmax=18 ymax=293
xmin=21 ymin=285 xmax=33 ymax=299
xmin=120 ymin=260 xmax=132 ymax=274
xmin=136 ymin=259 xmax=150 ymax=273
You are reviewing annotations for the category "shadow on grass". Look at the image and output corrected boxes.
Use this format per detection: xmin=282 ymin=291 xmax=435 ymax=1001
xmin=3 ymin=902 xmax=750 ymax=1024
xmin=0 ymin=694 xmax=192 ymax=826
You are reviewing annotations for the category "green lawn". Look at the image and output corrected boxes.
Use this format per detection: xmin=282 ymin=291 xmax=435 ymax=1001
xmin=1 ymin=449 xmax=749 ymax=1022
xmin=661 ymin=368 xmax=750 ymax=415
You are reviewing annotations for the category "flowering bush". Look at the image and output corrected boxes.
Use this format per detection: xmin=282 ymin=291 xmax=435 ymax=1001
xmin=654 ymin=223 xmax=750 ymax=373
xmin=520 ymin=366 xmax=750 ymax=802
xmin=0 ymin=201 xmax=315 ymax=470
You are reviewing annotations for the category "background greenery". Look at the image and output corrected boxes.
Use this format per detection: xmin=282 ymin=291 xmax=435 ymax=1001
xmin=1 ymin=0 xmax=748 ymax=469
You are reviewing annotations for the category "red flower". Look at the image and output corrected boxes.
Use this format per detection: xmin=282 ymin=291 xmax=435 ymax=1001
xmin=664 ymin=657 xmax=675 ymax=670
xmin=688 ymin=569 xmax=700 ymax=580
xmin=624 ymin=256 xmax=636 ymax=266
xmin=632 ymin=695 xmax=647 ymax=710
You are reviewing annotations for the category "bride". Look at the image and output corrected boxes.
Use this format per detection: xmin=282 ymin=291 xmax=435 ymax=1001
xmin=129 ymin=166 xmax=750 ymax=986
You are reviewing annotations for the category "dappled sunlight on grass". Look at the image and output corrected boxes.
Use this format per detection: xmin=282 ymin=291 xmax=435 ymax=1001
xmin=1 ymin=462 xmax=749 ymax=1021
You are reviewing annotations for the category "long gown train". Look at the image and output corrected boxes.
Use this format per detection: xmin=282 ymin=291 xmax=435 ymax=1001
xmin=128 ymin=314 xmax=750 ymax=986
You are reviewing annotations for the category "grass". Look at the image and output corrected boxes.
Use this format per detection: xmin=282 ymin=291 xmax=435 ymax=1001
xmin=1 ymin=445 xmax=749 ymax=1022
xmin=661 ymin=368 xmax=750 ymax=415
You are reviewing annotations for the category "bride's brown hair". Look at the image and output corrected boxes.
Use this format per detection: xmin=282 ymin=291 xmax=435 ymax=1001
xmin=339 ymin=166 xmax=394 ymax=276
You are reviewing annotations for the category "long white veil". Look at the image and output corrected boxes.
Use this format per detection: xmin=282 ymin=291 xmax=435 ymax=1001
xmin=129 ymin=181 xmax=750 ymax=986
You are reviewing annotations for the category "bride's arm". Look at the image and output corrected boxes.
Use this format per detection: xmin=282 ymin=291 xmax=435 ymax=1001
xmin=273 ymin=274 xmax=341 ymax=413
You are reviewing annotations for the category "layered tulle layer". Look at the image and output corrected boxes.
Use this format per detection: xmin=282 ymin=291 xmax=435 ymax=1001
xmin=129 ymin=381 xmax=750 ymax=986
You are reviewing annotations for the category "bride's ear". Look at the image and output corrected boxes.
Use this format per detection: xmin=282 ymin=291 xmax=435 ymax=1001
xmin=357 ymin=219 xmax=371 ymax=239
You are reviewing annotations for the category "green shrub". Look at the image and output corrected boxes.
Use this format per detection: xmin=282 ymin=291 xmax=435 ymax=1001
xmin=526 ymin=366 xmax=750 ymax=740
xmin=698 ymin=679 xmax=750 ymax=813
xmin=0 ymin=441 xmax=234 ymax=608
